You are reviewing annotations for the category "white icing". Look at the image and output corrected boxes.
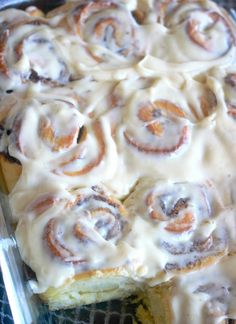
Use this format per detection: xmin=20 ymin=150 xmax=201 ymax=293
xmin=170 ymin=255 xmax=236 ymax=324
xmin=0 ymin=0 xmax=235 ymax=321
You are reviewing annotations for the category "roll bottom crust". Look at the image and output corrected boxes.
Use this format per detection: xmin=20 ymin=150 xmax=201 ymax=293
xmin=40 ymin=268 xmax=140 ymax=311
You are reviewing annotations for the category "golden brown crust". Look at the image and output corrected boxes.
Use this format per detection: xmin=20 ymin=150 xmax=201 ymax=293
xmin=144 ymin=282 xmax=174 ymax=324
xmin=135 ymin=282 xmax=174 ymax=324
xmin=148 ymin=251 xmax=227 ymax=285
xmin=172 ymin=251 xmax=227 ymax=275
xmin=40 ymin=268 xmax=139 ymax=310
xmin=0 ymin=154 xmax=22 ymax=193
xmin=71 ymin=267 xmax=132 ymax=282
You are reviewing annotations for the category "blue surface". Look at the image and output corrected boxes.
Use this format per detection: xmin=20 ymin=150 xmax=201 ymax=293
xmin=0 ymin=272 xmax=13 ymax=324
xmin=0 ymin=1 xmax=234 ymax=323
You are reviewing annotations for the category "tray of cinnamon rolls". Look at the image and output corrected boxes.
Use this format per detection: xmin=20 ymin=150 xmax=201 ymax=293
xmin=0 ymin=0 xmax=236 ymax=323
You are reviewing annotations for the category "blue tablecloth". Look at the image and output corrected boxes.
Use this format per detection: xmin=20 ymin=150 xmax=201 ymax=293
xmin=0 ymin=272 xmax=13 ymax=324
xmin=0 ymin=1 xmax=234 ymax=323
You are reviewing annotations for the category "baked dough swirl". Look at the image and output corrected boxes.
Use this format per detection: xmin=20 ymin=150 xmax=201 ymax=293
xmin=125 ymin=179 xmax=233 ymax=277
xmin=15 ymin=187 xmax=133 ymax=289
xmin=0 ymin=10 xmax=69 ymax=89
xmin=159 ymin=0 xmax=235 ymax=61
xmin=115 ymin=76 xmax=217 ymax=164
xmin=48 ymin=0 xmax=141 ymax=68
xmin=0 ymin=97 xmax=84 ymax=161
xmin=40 ymin=188 xmax=128 ymax=264
xmin=135 ymin=0 xmax=236 ymax=76
xmin=124 ymin=99 xmax=189 ymax=155
xmin=0 ymin=95 xmax=118 ymax=187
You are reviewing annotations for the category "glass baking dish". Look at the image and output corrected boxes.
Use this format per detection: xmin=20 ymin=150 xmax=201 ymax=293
xmin=0 ymin=1 xmax=139 ymax=323
xmin=0 ymin=193 xmax=136 ymax=323
xmin=0 ymin=0 xmax=235 ymax=323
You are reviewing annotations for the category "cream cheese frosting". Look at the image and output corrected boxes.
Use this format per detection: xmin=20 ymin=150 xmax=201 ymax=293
xmin=168 ymin=255 xmax=236 ymax=324
xmin=0 ymin=0 xmax=236 ymax=322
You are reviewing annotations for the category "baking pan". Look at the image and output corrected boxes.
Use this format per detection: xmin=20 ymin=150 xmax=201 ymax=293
xmin=0 ymin=1 xmax=235 ymax=324
xmin=0 ymin=0 xmax=137 ymax=323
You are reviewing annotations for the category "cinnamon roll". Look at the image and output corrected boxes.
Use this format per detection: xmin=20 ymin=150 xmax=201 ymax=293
xmin=0 ymin=97 xmax=83 ymax=160
xmin=124 ymin=99 xmax=189 ymax=155
xmin=118 ymin=79 xmax=193 ymax=157
xmin=105 ymin=75 xmax=225 ymax=197
xmin=0 ymin=95 xmax=118 ymax=189
xmin=137 ymin=0 xmax=236 ymax=75
xmin=47 ymin=0 xmax=142 ymax=70
xmin=161 ymin=0 xmax=235 ymax=60
xmin=143 ymin=255 xmax=236 ymax=324
xmin=124 ymin=178 xmax=235 ymax=278
xmin=15 ymin=187 xmax=139 ymax=309
xmin=115 ymin=77 xmax=196 ymax=161
xmin=0 ymin=9 xmax=70 ymax=89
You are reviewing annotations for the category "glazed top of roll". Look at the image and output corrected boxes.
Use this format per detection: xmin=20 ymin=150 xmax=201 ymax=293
xmin=0 ymin=1 xmax=236 ymax=322
xmin=166 ymin=255 xmax=236 ymax=324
